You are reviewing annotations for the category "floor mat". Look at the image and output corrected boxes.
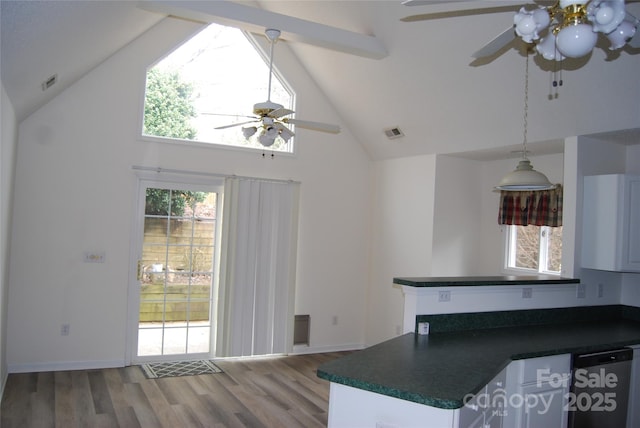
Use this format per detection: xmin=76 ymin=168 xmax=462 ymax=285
xmin=140 ymin=360 xmax=223 ymax=379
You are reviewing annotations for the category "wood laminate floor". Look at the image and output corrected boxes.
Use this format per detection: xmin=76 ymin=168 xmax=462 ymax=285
xmin=1 ymin=351 xmax=353 ymax=428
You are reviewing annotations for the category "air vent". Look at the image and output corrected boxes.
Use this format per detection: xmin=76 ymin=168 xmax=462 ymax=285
xmin=384 ymin=127 xmax=404 ymax=140
xmin=294 ymin=315 xmax=310 ymax=346
xmin=41 ymin=74 xmax=58 ymax=91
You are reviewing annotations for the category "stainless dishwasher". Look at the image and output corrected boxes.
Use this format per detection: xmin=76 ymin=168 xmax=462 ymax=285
xmin=568 ymin=348 xmax=633 ymax=428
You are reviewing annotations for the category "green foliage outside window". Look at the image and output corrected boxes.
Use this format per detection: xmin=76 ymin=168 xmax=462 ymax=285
xmin=143 ymin=68 xmax=197 ymax=140
xmin=145 ymin=189 xmax=206 ymax=217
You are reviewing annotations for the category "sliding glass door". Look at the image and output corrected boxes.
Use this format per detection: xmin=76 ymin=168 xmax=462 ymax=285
xmin=129 ymin=176 xmax=222 ymax=363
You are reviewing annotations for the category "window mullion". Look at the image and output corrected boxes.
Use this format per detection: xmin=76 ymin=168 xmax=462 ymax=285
xmin=539 ymin=226 xmax=549 ymax=273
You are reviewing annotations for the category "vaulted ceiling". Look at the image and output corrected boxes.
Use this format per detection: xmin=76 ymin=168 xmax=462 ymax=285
xmin=2 ymin=0 xmax=639 ymax=160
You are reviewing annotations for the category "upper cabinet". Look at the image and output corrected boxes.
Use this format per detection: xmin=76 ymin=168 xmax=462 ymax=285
xmin=582 ymin=174 xmax=640 ymax=272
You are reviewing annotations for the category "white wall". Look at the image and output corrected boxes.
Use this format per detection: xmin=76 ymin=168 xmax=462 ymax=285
xmin=431 ymin=155 xmax=484 ymax=275
xmin=365 ymin=150 xmax=571 ymax=345
xmin=371 ymin=144 xmax=640 ymax=339
xmin=6 ymin=17 xmax=373 ymax=371
xmin=4 ymin=16 xmax=639 ymax=374
xmin=366 ymin=154 xmax=436 ymax=345
xmin=1 ymin=83 xmax=18 ymax=390
xmin=430 ymin=152 xmax=565 ymax=276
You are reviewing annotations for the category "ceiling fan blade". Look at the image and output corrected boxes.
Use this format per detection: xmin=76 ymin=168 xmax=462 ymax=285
xmin=402 ymin=5 xmax=523 ymax=22
xmin=402 ymin=0 xmax=553 ymax=7
xmin=202 ymin=112 xmax=258 ymax=120
xmin=403 ymin=0 xmax=488 ymax=6
xmin=472 ymin=26 xmax=517 ymax=58
xmin=401 ymin=0 xmax=555 ymax=22
xmin=274 ymin=122 xmax=295 ymax=141
xmin=215 ymin=120 xmax=259 ymax=130
xmin=283 ymin=118 xmax=341 ymax=134
xmin=268 ymin=107 xmax=295 ymax=118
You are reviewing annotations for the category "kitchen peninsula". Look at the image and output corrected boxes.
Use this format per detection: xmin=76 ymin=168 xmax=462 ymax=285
xmin=317 ymin=276 xmax=640 ymax=428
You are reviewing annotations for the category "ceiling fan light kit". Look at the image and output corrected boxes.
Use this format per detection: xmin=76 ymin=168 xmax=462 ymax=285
xmin=514 ymin=0 xmax=637 ymax=60
xmin=405 ymin=0 xmax=639 ymax=63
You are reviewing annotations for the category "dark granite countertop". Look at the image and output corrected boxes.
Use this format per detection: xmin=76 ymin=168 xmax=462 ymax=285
xmin=393 ymin=275 xmax=580 ymax=287
xmin=317 ymin=305 xmax=640 ymax=410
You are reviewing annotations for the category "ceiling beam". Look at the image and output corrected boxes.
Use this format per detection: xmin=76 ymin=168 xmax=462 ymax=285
xmin=137 ymin=0 xmax=388 ymax=59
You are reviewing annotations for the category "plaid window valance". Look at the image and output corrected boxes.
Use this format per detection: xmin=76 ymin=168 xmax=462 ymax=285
xmin=498 ymin=184 xmax=563 ymax=227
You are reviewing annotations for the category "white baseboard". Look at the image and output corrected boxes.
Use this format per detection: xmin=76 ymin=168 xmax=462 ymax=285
xmin=8 ymin=359 xmax=125 ymax=374
xmin=291 ymin=342 xmax=365 ymax=355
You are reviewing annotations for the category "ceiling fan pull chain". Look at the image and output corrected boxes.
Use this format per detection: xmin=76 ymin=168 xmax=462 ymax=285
xmin=549 ymin=56 xmax=563 ymax=99
xmin=557 ymin=64 xmax=563 ymax=87
xmin=261 ymin=150 xmax=275 ymax=159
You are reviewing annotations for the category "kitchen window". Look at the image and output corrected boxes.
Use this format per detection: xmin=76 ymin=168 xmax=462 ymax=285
xmin=506 ymin=225 xmax=562 ymax=274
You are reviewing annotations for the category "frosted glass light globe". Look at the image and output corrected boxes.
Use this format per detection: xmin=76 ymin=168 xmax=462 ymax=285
xmin=607 ymin=20 xmax=637 ymax=49
xmin=556 ymin=23 xmax=598 ymax=57
xmin=515 ymin=14 xmax=538 ymax=40
xmin=588 ymin=0 xmax=626 ymax=34
xmin=536 ymin=33 xmax=565 ymax=61
xmin=596 ymin=5 xmax=615 ymax=26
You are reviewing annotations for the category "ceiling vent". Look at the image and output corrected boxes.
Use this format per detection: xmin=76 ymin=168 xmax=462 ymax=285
xmin=41 ymin=74 xmax=57 ymax=91
xmin=384 ymin=127 xmax=404 ymax=140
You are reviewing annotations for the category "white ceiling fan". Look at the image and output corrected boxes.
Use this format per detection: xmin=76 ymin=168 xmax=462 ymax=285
xmin=215 ymin=28 xmax=340 ymax=147
xmin=402 ymin=0 xmax=640 ymax=61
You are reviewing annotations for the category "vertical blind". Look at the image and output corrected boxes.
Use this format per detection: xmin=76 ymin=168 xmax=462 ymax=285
xmin=498 ymin=184 xmax=563 ymax=227
xmin=216 ymin=177 xmax=300 ymax=357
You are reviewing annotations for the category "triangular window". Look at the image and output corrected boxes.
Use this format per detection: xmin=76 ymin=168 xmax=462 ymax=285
xmin=142 ymin=23 xmax=294 ymax=153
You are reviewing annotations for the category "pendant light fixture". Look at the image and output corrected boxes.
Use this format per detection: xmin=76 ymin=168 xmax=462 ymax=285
xmin=495 ymin=51 xmax=555 ymax=191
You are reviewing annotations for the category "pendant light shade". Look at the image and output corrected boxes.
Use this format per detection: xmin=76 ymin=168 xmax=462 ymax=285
xmin=495 ymin=159 xmax=555 ymax=190
xmin=495 ymin=52 xmax=555 ymax=192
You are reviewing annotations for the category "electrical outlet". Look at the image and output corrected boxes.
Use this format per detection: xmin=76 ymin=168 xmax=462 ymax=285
xmin=61 ymin=324 xmax=70 ymax=336
xmin=522 ymin=288 xmax=533 ymax=299
xmin=577 ymin=284 xmax=587 ymax=299
xmin=418 ymin=322 xmax=430 ymax=335
xmin=598 ymin=283 xmax=604 ymax=298
xmin=438 ymin=290 xmax=451 ymax=302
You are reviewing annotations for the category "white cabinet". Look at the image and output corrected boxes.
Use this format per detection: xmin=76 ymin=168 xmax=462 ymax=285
xmin=459 ymin=368 xmax=507 ymax=428
xmin=582 ymin=174 xmax=640 ymax=272
xmin=503 ymin=354 xmax=571 ymax=428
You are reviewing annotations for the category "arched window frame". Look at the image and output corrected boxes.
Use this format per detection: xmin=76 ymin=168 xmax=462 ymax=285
xmin=140 ymin=23 xmax=296 ymax=155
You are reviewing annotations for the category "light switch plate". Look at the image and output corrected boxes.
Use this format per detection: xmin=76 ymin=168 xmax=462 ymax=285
xmin=84 ymin=251 xmax=105 ymax=263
